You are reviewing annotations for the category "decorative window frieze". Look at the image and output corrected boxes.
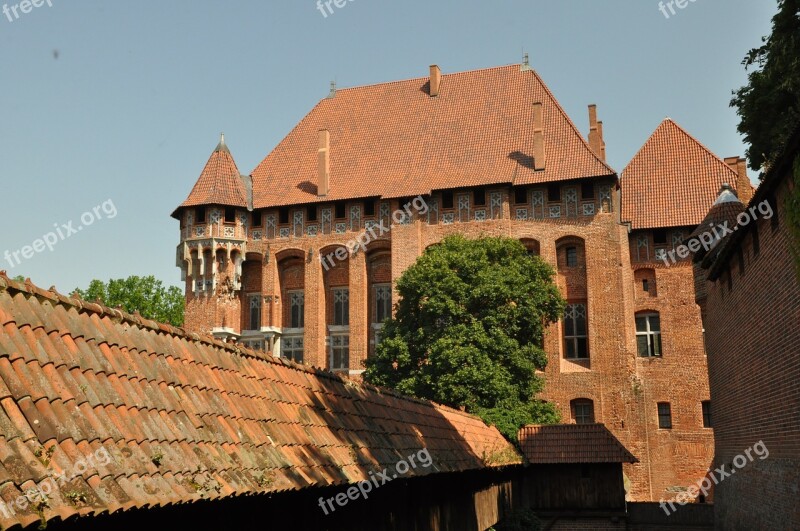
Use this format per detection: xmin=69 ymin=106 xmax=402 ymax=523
xmin=549 ymin=205 xmax=561 ymax=218
xmin=490 ymin=192 xmax=503 ymax=219
xmin=474 ymin=209 xmax=486 ymax=222
xmin=350 ymin=205 xmax=362 ymax=231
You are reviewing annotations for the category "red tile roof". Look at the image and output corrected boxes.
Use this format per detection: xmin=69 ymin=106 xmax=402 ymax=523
xmin=0 ymin=273 xmax=518 ymax=530
xmin=621 ymin=119 xmax=743 ymax=230
xmin=250 ymin=65 xmax=615 ymax=208
xmin=518 ymin=424 xmax=637 ymax=464
xmin=175 ymin=135 xmax=248 ymax=214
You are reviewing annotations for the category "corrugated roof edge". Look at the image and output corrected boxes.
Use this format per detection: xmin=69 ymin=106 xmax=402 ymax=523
xmin=0 ymin=271 xmax=500 ymax=426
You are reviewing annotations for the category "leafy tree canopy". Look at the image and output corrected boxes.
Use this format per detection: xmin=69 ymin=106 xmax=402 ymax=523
xmin=364 ymin=235 xmax=565 ymax=441
xmin=730 ymin=0 xmax=800 ymax=172
xmin=74 ymin=276 xmax=185 ymax=327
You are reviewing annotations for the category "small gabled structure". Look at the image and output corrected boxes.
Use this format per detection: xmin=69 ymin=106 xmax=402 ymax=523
xmin=518 ymin=424 xmax=637 ymax=512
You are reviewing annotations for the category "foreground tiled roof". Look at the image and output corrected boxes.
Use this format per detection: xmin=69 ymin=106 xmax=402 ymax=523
xmin=175 ymin=134 xmax=248 ymax=214
xmin=621 ymin=119 xmax=742 ymax=230
xmin=518 ymin=424 xmax=637 ymax=464
xmin=0 ymin=273 xmax=518 ymax=530
xmin=250 ymin=64 xmax=616 ymax=207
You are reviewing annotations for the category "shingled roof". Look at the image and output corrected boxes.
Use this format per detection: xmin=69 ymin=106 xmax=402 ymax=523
xmin=250 ymin=64 xmax=616 ymax=208
xmin=621 ymin=119 xmax=744 ymax=230
xmin=0 ymin=273 xmax=518 ymax=530
xmin=518 ymin=424 xmax=637 ymax=464
xmin=173 ymin=134 xmax=249 ymax=216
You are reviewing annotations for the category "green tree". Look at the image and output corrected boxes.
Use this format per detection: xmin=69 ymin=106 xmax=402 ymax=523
xmin=74 ymin=276 xmax=185 ymax=327
xmin=730 ymin=0 xmax=800 ymax=172
xmin=364 ymin=235 xmax=565 ymax=441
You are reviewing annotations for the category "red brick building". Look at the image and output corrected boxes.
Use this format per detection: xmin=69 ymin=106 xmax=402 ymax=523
xmin=171 ymin=64 xmax=739 ymax=501
xmin=693 ymin=126 xmax=800 ymax=529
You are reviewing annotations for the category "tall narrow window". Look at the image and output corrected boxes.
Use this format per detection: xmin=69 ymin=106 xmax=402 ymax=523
xmin=248 ymin=294 xmax=261 ymax=331
xmin=702 ymin=401 xmax=712 ymax=428
xmin=196 ymin=207 xmax=206 ymax=223
xmin=566 ymin=246 xmax=578 ymax=267
xmin=331 ymin=335 xmax=349 ymax=370
xmin=474 ymin=189 xmax=486 ymax=206
xmin=547 ymin=184 xmax=561 ymax=202
xmin=636 ymin=313 xmax=662 ymax=357
xmin=658 ymin=402 xmax=672 ymax=429
xmin=374 ymin=285 xmax=392 ymax=323
xmin=571 ymin=399 xmax=595 ymax=424
xmin=564 ymin=303 xmax=589 ymax=359
xmin=333 ymin=288 xmax=349 ymax=326
xmin=442 ymin=191 xmax=454 ymax=209
xmin=289 ymin=291 xmax=304 ymax=328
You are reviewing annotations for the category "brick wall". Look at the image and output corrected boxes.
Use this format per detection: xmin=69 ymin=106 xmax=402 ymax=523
xmin=699 ymin=167 xmax=800 ymax=529
xmin=176 ymin=183 xmax=714 ymax=501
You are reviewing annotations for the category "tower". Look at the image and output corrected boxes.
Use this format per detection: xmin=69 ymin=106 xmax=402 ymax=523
xmin=171 ymin=134 xmax=252 ymax=338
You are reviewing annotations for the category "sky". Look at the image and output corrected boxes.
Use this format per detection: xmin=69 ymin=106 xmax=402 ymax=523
xmin=0 ymin=0 xmax=777 ymax=292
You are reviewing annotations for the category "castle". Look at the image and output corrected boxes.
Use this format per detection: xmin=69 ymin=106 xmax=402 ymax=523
xmin=172 ymin=63 xmax=753 ymax=501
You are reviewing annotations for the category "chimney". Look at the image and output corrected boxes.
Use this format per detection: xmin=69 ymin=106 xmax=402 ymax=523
xmin=724 ymin=156 xmax=752 ymax=204
xmin=588 ymin=104 xmax=606 ymax=161
xmin=429 ymin=65 xmax=441 ymax=97
xmin=318 ymin=129 xmax=330 ymax=197
xmin=532 ymin=103 xmax=546 ymax=171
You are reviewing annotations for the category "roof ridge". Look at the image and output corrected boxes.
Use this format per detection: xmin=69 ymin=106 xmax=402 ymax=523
xmin=0 ymin=271 xmax=472 ymax=412
xmin=622 ymin=118 xmax=737 ymax=179
xmin=331 ymin=63 xmax=522 ymax=94
xmin=529 ymin=69 xmax=617 ymax=177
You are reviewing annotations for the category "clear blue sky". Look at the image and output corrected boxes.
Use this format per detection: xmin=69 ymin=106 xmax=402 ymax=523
xmin=0 ymin=0 xmax=776 ymax=292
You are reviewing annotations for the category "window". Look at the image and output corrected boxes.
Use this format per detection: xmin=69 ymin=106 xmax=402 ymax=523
xmin=289 ymin=291 xmax=304 ymax=329
xmin=564 ymin=303 xmax=589 ymax=359
xmin=514 ymin=187 xmax=527 ymax=205
xmin=547 ymin=184 xmax=561 ymax=202
xmin=566 ymin=246 xmax=578 ymax=267
xmin=252 ymin=212 xmax=262 ymax=227
xmin=702 ymin=401 xmax=712 ymax=428
xmin=364 ymin=200 xmax=375 ymax=217
xmin=636 ymin=313 xmax=662 ymax=357
xmin=224 ymin=207 xmax=236 ymax=223
xmin=331 ymin=334 xmax=349 ymax=370
xmin=581 ymin=182 xmax=595 ymax=200
xmin=335 ymin=202 xmax=346 ymax=219
xmin=282 ymin=336 xmax=304 ymax=364
xmin=248 ymin=295 xmax=262 ymax=331
xmin=279 ymin=208 xmax=290 ymax=224
xmin=571 ymin=399 xmax=595 ymax=424
xmin=442 ymin=191 xmax=454 ymax=209
xmin=196 ymin=207 xmax=206 ymax=223
xmin=307 ymin=205 xmax=317 ymax=222
xmin=333 ymin=288 xmax=349 ymax=326
xmin=658 ymin=402 xmax=672 ymax=429
xmin=474 ymin=189 xmax=486 ymax=206
xmin=642 ymin=279 xmax=649 ymax=292
xmin=374 ymin=284 xmax=392 ymax=323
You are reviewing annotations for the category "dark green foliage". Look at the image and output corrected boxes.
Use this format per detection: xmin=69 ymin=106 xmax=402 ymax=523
xmin=364 ymin=235 xmax=565 ymax=441
xmin=74 ymin=276 xmax=185 ymax=327
xmin=730 ymin=0 xmax=800 ymax=172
